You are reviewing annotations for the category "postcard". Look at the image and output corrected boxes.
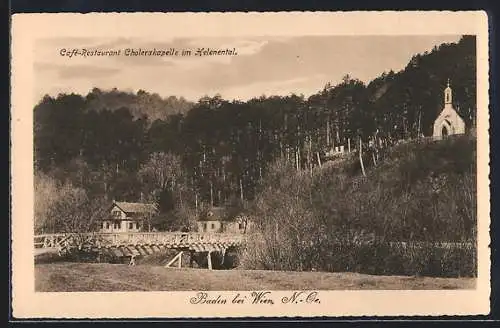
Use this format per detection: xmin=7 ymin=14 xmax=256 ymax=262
xmin=11 ymin=11 xmax=490 ymax=318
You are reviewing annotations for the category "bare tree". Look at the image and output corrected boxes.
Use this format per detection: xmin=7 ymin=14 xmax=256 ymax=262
xmin=138 ymin=152 xmax=183 ymax=198
xmin=47 ymin=186 xmax=108 ymax=233
xmin=34 ymin=172 xmax=60 ymax=234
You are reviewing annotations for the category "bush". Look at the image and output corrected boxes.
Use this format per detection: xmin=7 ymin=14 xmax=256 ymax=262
xmin=241 ymin=136 xmax=477 ymax=277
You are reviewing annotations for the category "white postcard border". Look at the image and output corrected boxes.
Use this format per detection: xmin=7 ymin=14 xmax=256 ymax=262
xmin=11 ymin=11 xmax=490 ymax=318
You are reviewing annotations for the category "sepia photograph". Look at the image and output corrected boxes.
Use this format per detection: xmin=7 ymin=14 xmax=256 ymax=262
xmin=11 ymin=12 xmax=490 ymax=318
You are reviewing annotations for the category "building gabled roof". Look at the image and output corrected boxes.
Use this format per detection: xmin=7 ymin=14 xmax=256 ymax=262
xmin=113 ymin=201 xmax=158 ymax=214
xmin=197 ymin=207 xmax=249 ymax=222
xmin=198 ymin=207 xmax=227 ymax=222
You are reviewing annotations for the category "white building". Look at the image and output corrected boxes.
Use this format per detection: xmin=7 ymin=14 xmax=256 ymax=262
xmin=196 ymin=207 xmax=249 ymax=234
xmin=100 ymin=200 xmax=158 ymax=233
xmin=433 ymin=79 xmax=466 ymax=138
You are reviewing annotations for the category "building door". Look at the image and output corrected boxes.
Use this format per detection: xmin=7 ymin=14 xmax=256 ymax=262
xmin=442 ymin=126 xmax=448 ymax=137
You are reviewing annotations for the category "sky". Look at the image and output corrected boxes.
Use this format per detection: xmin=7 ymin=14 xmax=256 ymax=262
xmin=34 ymin=35 xmax=462 ymax=102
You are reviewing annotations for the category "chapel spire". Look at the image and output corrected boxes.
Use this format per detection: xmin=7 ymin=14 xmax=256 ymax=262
xmin=444 ymin=78 xmax=452 ymax=105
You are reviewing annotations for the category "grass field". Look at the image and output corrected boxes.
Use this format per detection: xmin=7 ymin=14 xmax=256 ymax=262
xmin=35 ymin=262 xmax=475 ymax=292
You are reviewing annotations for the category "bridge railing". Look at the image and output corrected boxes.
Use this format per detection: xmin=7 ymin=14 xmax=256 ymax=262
xmin=34 ymin=233 xmax=71 ymax=249
xmin=97 ymin=232 xmax=245 ymax=246
xmin=34 ymin=232 xmax=246 ymax=248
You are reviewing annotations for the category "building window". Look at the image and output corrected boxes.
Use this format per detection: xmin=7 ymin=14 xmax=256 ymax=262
xmin=113 ymin=211 xmax=121 ymax=218
xmin=211 ymin=223 xmax=215 ymax=229
xmin=203 ymin=223 xmax=207 ymax=231
xmin=239 ymin=222 xmax=244 ymax=230
xmin=106 ymin=222 xmax=110 ymax=229
xmin=129 ymin=222 xmax=133 ymax=229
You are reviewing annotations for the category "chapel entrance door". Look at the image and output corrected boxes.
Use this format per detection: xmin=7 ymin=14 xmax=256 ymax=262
xmin=442 ymin=125 xmax=448 ymax=137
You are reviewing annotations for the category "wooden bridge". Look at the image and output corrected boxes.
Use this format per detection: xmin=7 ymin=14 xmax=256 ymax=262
xmin=34 ymin=232 xmax=246 ymax=269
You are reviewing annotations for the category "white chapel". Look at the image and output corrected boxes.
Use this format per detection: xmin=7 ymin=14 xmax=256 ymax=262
xmin=433 ymin=79 xmax=465 ymax=138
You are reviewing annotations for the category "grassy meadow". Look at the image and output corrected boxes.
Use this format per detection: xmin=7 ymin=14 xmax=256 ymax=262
xmin=35 ymin=262 xmax=475 ymax=292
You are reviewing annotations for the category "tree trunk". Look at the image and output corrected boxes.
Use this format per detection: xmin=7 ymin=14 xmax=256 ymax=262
xmin=179 ymin=188 xmax=183 ymax=208
xmin=195 ymin=192 xmax=198 ymax=213
xmin=417 ymin=111 xmax=422 ymax=139
xmin=239 ymin=178 xmax=244 ymax=202
xmin=297 ymin=147 xmax=301 ymax=171
xmin=326 ymin=119 xmax=331 ymax=147
xmin=210 ymin=180 xmax=214 ymax=207
xmin=295 ymin=149 xmax=299 ymax=171
xmin=359 ymin=137 xmax=366 ymax=177
xmin=308 ymin=137 xmax=313 ymax=176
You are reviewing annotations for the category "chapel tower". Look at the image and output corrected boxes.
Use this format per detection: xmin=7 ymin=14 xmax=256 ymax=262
xmin=444 ymin=79 xmax=452 ymax=105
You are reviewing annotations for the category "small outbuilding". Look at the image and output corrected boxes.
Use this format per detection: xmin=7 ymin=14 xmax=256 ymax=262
xmin=196 ymin=207 xmax=250 ymax=234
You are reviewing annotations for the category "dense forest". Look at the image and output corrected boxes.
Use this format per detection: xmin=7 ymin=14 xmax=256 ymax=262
xmin=34 ymin=35 xmax=476 ymax=233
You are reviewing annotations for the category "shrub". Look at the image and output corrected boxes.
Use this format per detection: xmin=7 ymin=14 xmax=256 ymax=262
xmin=241 ymin=136 xmax=477 ymax=277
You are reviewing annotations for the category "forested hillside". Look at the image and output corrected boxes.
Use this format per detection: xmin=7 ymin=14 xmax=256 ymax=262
xmin=34 ymin=35 xmax=476 ymax=233
xmin=84 ymin=88 xmax=194 ymax=121
xmin=242 ymin=134 xmax=476 ymax=276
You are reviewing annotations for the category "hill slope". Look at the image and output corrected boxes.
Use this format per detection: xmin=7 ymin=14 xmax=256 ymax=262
xmin=244 ymin=134 xmax=477 ymax=277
